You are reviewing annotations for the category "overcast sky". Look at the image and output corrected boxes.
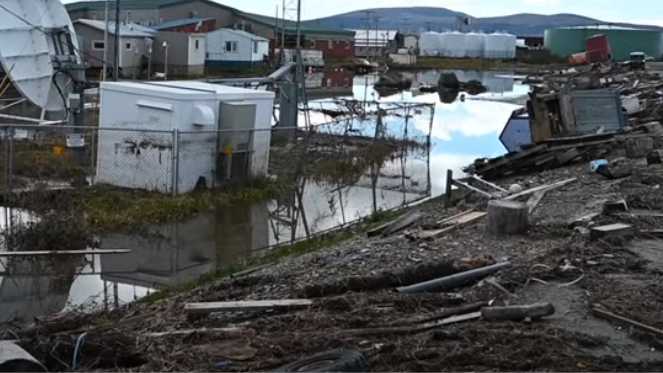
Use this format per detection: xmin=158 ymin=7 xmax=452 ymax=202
xmin=61 ymin=0 xmax=663 ymax=26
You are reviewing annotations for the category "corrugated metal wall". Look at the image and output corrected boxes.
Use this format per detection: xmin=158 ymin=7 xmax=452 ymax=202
xmin=545 ymin=27 xmax=663 ymax=61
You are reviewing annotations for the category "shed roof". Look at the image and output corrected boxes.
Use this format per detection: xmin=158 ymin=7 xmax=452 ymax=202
xmin=154 ymin=17 xmax=215 ymax=30
xmin=74 ymin=19 xmax=157 ymax=37
xmin=210 ymin=28 xmax=269 ymax=42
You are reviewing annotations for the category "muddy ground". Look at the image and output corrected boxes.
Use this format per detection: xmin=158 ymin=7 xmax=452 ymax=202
xmin=3 ymin=137 xmax=663 ymax=372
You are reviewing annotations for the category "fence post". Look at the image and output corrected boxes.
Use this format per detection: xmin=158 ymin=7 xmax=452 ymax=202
xmin=7 ymin=125 xmax=13 ymax=195
xmin=171 ymin=129 xmax=180 ymax=196
xmin=248 ymin=129 xmax=255 ymax=179
xmin=90 ymin=127 xmax=97 ymax=184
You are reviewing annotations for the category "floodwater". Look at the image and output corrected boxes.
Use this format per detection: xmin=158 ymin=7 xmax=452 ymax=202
xmin=0 ymin=69 xmax=527 ymax=321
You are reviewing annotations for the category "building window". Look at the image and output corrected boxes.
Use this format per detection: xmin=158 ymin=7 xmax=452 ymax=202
xmin=92 ymin=40 xmax=105 ymax=51
xmin=225 ymin=41 xmax=238 ymax=53
xmin=195 ymin=39 xmax=200 ymax=49
xmin=328 ymin=40 xmax=333 ymax=49
xmin=125 ymin=42 xmax=132 ymax=51
xmin=253 ymin=41 xmax=258 ymax=53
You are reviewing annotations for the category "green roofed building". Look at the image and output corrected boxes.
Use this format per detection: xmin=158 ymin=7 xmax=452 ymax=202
xmin=545 ymin=25 xmax=663 ymax=61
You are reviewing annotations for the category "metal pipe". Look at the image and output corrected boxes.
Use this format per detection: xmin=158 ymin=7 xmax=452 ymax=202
xmin=397 ymin=261 xmax=512 ymax=294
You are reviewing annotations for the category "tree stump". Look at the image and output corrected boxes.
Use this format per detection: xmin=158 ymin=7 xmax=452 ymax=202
xmin=487 ymin=200 xmax=529 ymax=235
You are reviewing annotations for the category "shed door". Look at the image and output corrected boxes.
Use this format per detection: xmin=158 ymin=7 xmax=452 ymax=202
xmin=217 ymin=102 xmax=256 ymax=181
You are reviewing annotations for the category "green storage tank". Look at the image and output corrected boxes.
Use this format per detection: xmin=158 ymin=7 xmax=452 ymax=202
xmin=545 ymin=26 xmax=663 ymax=61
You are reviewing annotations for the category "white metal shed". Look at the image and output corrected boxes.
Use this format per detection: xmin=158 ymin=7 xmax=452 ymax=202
xmin=97 ymin=81 xmax=275 ymax=194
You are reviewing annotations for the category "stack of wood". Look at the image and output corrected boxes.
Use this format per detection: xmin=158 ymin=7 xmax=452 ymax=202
xmin=466 ymin=132 xmax=631 ymax=180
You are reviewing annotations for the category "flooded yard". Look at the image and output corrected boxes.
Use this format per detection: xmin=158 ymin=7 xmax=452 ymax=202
xmin=0 ymin=69 xmax=529 ymax=321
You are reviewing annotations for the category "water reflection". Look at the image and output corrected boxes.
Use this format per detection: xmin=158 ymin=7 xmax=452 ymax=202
xmin=0 ymin=69 xmax=527 ymax=318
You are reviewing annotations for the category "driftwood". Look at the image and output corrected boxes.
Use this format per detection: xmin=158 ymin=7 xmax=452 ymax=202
xmin=592 ymin=305 xmax=663 ymax=337
xmin=397 ymin=262 xmax=512 ymax=294
xmin=481 ymin=303 xmax=555 ymax=321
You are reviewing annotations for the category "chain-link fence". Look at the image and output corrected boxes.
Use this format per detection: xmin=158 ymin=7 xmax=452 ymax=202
xmin=0 ymin=101 xmax=434 ymax=202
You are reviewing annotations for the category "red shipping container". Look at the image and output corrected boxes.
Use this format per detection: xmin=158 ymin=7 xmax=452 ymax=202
xmin=586 ymin=34 xmax=612 ymax=63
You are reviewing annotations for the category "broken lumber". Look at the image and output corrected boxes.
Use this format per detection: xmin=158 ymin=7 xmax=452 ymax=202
xmin=590 ymin=223 xmax=634 ymax=241
xmin=481 ymin=303 xmax=555 ymax=322
xmin=341 ymin=312 xmax=482 ymax=337
xmin=505 ymin=178 xmax=577 ymax=201
xmin=592 ymin=305 xmax=663 ymax=337
xmin=142 ymin=327 xmax=252 ymax=339
xmin=387 ymin=301 xmax=490 ymax=327
xmin=526 ymin=190 xmax=547 ymax=214
xmin=416 ymin=211 xmax=487 ymax=241
xmin=397 ymin=261 xmax=511 ymax=294
xmin=184 ymin=299 xmax=313 ymax=315
xmin=487 ymin=200 xmax=529 ymax=235
xmin=452 ymin=179 xmax=495 ymax=199
xmin=471 ymin=175 xmax=507 ymax=193
xmin=367 ymin=211 xmax=422 ymax=237
xmin=0 ymin=249 xmax=131 ymax=257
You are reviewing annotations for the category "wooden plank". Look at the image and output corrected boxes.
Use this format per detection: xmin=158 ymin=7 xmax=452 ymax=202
xmin=592 ymin=305 xmax=663 ymax=337
xmin=142 ymin=327 xmax=250 ymax=339
xmin=471 ymin=175 xmax=507 ymax=193
xmin=382 ymin=211 xmax=423 ymax=237
xmin=436 ymin=209 xmax=475 ymax=226
xmin=417 ymin=212 xmax=487 ymax=241
xmin=341 ymin=311 xmax=482 ymax=337
xmin=505 ymin=178 xmax=577 ymax=201
xmin=452 ymin=179 xmax=494 ymax=199
xmin=367 ymin=211 xmax=422 ymax=238
xmin=0 ymin=249 xmax=131 ymax=257
xmin=590 ymin=223 xmax=634 ymax=241
xmin=185 ymin=299 xmax=314 ymax=315
xmin=527 ymin=190 xmax=547 ymax=214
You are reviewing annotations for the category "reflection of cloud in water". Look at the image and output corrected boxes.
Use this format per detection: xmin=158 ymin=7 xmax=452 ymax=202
xmin=411 ymin=93 xmax=520 ymax=142
xmin=429 ymin=153 xmax=482 ymax=196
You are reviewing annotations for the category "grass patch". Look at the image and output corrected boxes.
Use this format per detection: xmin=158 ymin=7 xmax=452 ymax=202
xmin=77 ymin=178 xmax=291 ymax=232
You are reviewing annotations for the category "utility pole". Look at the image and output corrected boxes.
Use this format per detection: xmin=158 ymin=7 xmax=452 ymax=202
xmin=294 ymin=0 xmax=302 ymax=128
xmin=113 ymin=0 xmax=120 ymax=81
xmin=281 ymin=0 xmax=286 ymax=62
xmin=102 ymin=0 xmax=109 ymax=80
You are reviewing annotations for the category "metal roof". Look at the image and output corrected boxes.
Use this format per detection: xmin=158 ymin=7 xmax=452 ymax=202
xmin=237 ymin=12 xmax=356 ymax=37
xmin=74 ymin=19 xmax=157 ymax=37
xmin=66 ymin=0 xmax=229 ymax=12
xmin=153 ymin=17 xmax=214 ymax=30
xmin=210 ymin=28 xmax=269 ymax=42
xmin=353 ymin=30 xmax=399 ymax=47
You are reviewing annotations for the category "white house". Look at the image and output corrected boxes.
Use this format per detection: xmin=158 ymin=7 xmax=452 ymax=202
xmin=206 ymin=28 xmax=269 ymax=68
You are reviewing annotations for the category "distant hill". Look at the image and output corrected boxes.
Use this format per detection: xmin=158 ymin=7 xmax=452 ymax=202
xmin=304 ymin=7 xmax=660 ymax=36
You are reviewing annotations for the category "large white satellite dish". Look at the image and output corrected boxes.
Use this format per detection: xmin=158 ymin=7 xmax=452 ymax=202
xmin=0 ymin=0 xmax=82 ymax=112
